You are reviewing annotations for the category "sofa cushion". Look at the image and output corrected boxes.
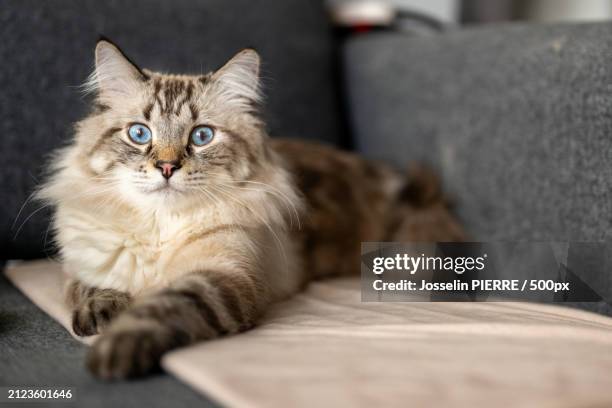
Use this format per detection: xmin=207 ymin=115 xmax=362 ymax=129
xmin=0 ymin=0 xmax=343 ymax=259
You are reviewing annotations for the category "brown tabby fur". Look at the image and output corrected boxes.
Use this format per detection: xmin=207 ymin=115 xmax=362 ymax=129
xmin=273 ymin=139 xmax=466 ymax=280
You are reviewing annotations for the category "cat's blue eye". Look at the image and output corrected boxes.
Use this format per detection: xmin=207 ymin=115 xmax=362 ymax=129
xmin=190 ymin=126 xmax=215 ymax=146
xmin=127 ymin=124 xmax=152 ymax=145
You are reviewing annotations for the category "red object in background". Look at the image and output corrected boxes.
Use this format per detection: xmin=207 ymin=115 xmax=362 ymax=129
xmin=352 ymin=23 xmax=374 ymax=34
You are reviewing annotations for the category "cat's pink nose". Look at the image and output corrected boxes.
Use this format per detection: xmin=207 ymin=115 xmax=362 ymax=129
xmin=155 ymin=160 xmax=181 ymax=179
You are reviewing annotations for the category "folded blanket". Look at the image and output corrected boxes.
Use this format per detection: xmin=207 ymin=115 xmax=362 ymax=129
xmin=5 ymin=260 xmax=612 ymax=408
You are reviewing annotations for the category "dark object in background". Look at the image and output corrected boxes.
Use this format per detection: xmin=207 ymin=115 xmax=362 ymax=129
xmin=461 ymin=0 xmax=517 ymax=23
xmin=0 ymin=0 xmax=344 ymax=260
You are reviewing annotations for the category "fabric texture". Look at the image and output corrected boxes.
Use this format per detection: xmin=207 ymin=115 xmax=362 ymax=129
xmin=6 ymin=260 xmax=612 ymax=408
xmin=0 ymin=0 xmax=343 ymax=260
xmin=345 ymin=22 xmax=612 ymax=242
xmin=0 ymin=264 xmax=215 ymax=408
xmin=344 ymin=22 xmax=612 ymax=314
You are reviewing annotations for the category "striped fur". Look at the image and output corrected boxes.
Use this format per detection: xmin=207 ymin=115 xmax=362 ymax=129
xmin=86 ymin=270 xmax=262 ymax=378
xmin=65 ymin=279 xmax=132 ymax=337
xmin=39 ymin=39 xmax=465 ymax=379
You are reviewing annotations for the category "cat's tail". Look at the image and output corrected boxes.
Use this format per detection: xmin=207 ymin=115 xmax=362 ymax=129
xmin=397 ymin=164 xmax=446 ymax=208
xmin=390 ymin=165 xmax=467 ymax=242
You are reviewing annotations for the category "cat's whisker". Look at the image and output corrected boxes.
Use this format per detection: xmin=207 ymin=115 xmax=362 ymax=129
xmin=189 ymin=184 xmax=261 ymax=257
xmin=192 ymin=187 xmax=260 ymax=255
xmin=206 ymin=173 xmax=299 ymax=209
xmin=12 ymin=204 xmax=52 ymax=240
xmin=43 ymin=218 xmax=54 ymax=252
xmin=202 ymin=172 xmax=301 ymax=229
xmin=195 ymin=186 xmax=223 ymax=207
xmin=50 ymin=184 xmax=123 ymax=206
xmin=12 ymin=189 xmax=40 ymax=231
xmin=231 ymin=184 xmax=301 ymax=229
xmin=18 ymin=183 xmax=124 ymax=240
xmin=198 ymin=177 xmax=299 ymax=230
xmin=210 ymin=184 xmax=289 ymax=273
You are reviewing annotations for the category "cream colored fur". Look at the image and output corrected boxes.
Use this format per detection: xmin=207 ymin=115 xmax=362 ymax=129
xmin=38 ymin=41 xmax=304 ymax=302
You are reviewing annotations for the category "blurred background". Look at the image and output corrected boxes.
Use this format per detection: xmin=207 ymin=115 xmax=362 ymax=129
xmin=328 ymin=0 xmax=612 ymax=29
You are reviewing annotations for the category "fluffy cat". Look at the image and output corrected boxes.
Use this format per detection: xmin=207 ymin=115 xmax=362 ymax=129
xmin=38 ymin=39 xmax=465 ymax=379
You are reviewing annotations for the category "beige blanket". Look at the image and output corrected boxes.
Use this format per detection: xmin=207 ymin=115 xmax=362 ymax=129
xmin=5 ymin=259 xmax=612 ymax=408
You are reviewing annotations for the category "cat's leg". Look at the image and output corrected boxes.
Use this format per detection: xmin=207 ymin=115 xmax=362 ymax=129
xmin=66 ymin=280 xmax=132 ymax=337
xmin=86 ymin=270 xmax=262 ymax=379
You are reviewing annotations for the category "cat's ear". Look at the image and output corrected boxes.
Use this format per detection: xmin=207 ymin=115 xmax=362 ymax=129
xmin=211 ymin=49 xmax=262 ymax=107
xmin=87 ymin=39 xmax=148 ymax=99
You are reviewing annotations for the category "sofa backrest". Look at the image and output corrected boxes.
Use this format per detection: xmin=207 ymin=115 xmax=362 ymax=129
xmin=344 ymin=22 xmax=612 ymax=242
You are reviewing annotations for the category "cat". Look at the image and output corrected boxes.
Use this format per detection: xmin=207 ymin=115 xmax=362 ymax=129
xmin=38 ymin=39 xmax=465 ymax=380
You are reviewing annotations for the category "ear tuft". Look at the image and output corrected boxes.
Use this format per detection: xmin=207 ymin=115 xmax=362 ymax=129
xmin=83 ymin=39 xmax=147 ymax=100
xmin=212 ymin=49 xmax=262 ymax=107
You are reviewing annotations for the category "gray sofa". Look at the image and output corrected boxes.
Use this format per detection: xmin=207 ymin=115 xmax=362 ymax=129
xmin=2 ymin=1 xmax=612 ymax=406
xmin=346 ymin=22 xmax=612 ymax=315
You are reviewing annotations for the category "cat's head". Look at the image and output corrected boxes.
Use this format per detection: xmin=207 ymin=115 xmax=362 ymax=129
xmin=71 ymin=39 xmax=269 ymax=210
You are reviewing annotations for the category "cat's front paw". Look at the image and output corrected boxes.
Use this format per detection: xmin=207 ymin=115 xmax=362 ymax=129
xmin=86 ymin=322 xmax=179 ymax=380
xmin=72 ymin=292 xmax=131 ymax=336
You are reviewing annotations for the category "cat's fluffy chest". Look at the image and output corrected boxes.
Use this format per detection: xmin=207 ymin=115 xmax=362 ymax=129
xmin=57 ymin=205 xmax=220 ymax=294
